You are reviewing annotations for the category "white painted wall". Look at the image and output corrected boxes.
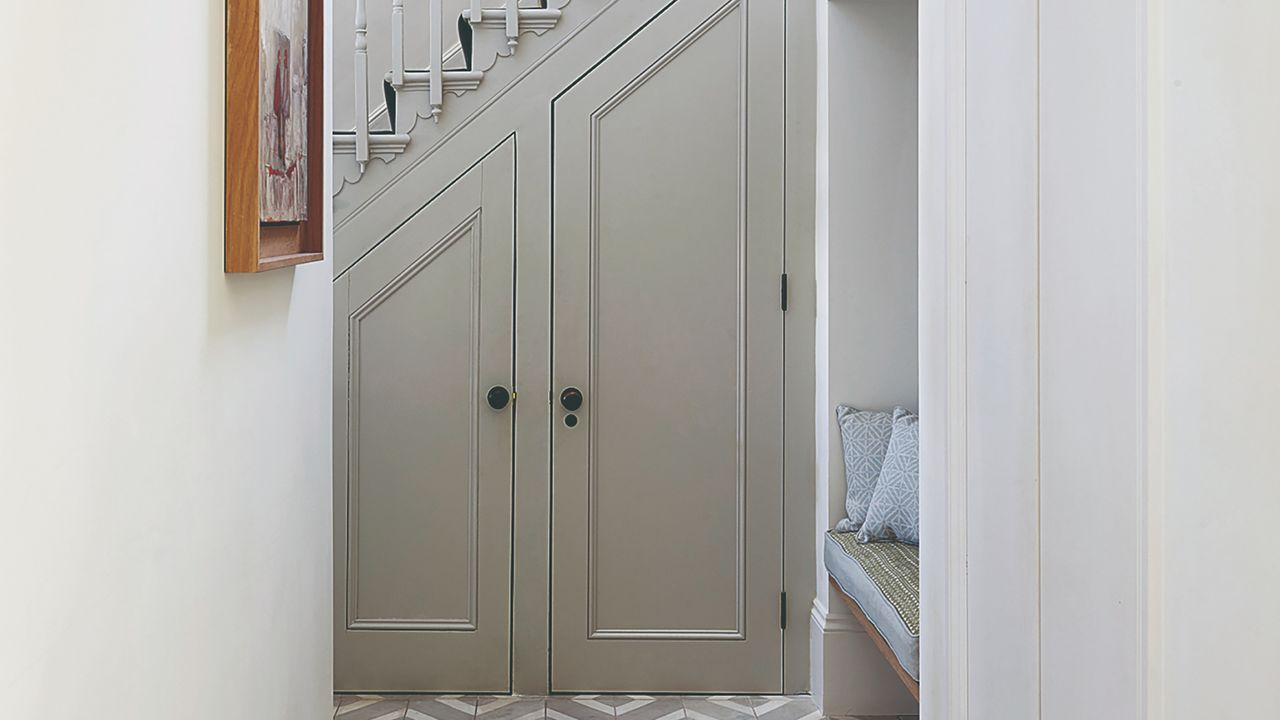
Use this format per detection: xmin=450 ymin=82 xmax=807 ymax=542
xmin=0 ymin=3 xmax=333 ymax=719
xmin=1157 ymin=1 xmax=1280 ymax=716
xmin=812 ymin=0 xmax=918 ymax=715
xmin=922 ymin=0 xmax=1280 ymax=717
xmin=923 ymin=0 xmax=1148 ymax=716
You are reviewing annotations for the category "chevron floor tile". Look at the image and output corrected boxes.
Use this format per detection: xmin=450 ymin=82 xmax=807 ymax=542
xmin=331 ymin=695 xmax=915 ymax=720
xmin=408 ymin=696 xmax=481 ymax=720
xmin=471 ymin=696 xmax=547 ymax=720
xmin=680 ymin=697 xmax=756 ymax=720
xmin=546 ymin=696 xmax=622 ymax=720
xmin=611 ymin=696 xmax=686 ymax=720
xmin=746 ymin=697 xmax=820 ymax=720
xmin=335 ymin=695 xmax=412 ymax=720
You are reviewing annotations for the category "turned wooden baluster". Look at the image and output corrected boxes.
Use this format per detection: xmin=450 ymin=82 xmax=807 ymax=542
xmin=506 ymin=0 xmax=519 ymax=50
xmin=391 ymin=0 xmax=405 ymax=88
xmin=430 ymin=0 xmax=443 ymax=121
xmin=354 ymin=0 xmax=369 ymax=168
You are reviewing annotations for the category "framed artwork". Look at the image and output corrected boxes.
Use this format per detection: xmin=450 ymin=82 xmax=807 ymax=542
xmin=225 ymin=0 xmax=324 ymax=272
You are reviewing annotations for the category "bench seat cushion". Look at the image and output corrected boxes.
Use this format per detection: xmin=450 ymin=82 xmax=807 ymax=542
xmin=824 ymin=530 xmax=920 ymax=681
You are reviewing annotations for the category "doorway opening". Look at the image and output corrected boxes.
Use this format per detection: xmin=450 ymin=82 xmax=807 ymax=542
xmin=811 ymin=0 xmax=921 ymax=716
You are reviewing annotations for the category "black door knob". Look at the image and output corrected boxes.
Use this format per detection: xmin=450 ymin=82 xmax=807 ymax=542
xmin=486 ymin=385 xmax=512 ymax=411
xmin=560 ymin=387 xmax=583 ymax=412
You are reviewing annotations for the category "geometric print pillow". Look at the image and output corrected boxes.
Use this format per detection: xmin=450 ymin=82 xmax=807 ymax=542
xmin=858 ymin=406 xmax=920 ymax=545
xmin=832 ymin=405 xmax=896 ymax=534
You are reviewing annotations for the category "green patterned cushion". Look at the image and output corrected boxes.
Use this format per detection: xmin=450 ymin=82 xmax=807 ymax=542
xmin=829 ymin=531 xmax=919 ymax=636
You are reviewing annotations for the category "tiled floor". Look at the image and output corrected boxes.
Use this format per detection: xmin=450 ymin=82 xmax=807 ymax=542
xmin=330 ymin=695 xmax=916 ymax=720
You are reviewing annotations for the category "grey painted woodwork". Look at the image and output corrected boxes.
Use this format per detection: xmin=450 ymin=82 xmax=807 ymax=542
xmin=334 ymin=138 xmax=516 ymax=692
xmin=549 ymin=0 xmax=786 ymax=692
xmin=332 ymin=0 xmax=800 ymax=694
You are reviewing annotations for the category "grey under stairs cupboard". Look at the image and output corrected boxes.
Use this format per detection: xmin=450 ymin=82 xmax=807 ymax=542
xmin=334 ymin=0 xmax=787 ymax=694
xmin=335 ymin=140 xmax=516 ymax=692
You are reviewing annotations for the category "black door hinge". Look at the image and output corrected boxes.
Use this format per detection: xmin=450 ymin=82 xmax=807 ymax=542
xmin=780 ymin=273 xmax=789 ymax=312
xmin=780 ymin=591 xmax=788 ymax=629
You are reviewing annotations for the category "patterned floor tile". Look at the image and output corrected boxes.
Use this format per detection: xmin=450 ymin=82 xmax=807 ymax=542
xmin=547 ymin=696 xmax=616 ymax=720
xmin=681 ymin=697 xmax=754 ymax=720
xmin=751 ymin=697 xmax=820 ymax=720
xmin=407 ymin=696 xmax=479 ymax=720
xmin=336 ymin=695 xmax=411 ymax=720
xmin=611 ymin=696 xmax=685 ymax=720
xmin=471 ymin=697 xmax=547 ymax=720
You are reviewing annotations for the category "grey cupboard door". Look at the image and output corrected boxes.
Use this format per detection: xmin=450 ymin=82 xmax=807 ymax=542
xmin=334 ymin=139 xmax=515 ymax=692
xmin=550 ymin=0 xmax=786 ymax=693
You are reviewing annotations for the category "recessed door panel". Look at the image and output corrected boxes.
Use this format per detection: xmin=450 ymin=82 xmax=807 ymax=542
xmin=551 ymin=0 xmax=785 ymax=692
xmin=335 ymin=138 xmax=515 ymax=692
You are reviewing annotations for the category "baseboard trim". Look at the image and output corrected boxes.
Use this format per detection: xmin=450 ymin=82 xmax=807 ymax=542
xmin=809 ymin=599 xmax=918 ymax=717
xmin=810 ymin=599 xmax=863 ymax=634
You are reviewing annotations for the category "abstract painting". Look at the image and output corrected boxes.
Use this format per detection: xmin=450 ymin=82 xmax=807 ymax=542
xmin=259 ymin=0 xmax=309 ymax=222
xmin=226 ymin=0 xmax=323 ymax=271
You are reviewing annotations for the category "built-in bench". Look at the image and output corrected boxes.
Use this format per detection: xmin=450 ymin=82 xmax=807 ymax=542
xmin=825 ymin=530 xmax=920 ymax=700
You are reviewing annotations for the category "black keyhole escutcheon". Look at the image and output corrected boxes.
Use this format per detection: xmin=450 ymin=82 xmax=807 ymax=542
xmin=487 ymin=386 xmax=511 ymax=411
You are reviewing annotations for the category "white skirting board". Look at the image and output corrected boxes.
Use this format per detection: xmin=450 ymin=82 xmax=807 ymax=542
xmin=809 ymin=600 xmax=918 ymax=717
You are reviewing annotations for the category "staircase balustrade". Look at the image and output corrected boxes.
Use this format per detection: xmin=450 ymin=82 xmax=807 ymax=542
xmin=337 ymin=1 xmax=567 ymax=190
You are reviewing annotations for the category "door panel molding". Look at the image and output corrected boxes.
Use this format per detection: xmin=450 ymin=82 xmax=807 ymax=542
xmin=584 ymin=0 xmax=749 ymax=643
xmin=334 ymin=137 xmax=515 ymax=693
xmin=347 ymin=210 xmax=484 ymax=632
xmin=551 ymin=0 xmax=785 ymax=692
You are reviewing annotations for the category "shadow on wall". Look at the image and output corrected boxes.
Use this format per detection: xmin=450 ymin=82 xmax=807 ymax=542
xmin=206 ymin=0 xmax=301 ymax=342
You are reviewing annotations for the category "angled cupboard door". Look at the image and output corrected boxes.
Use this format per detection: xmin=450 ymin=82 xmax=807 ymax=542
xmin=334 ymin=139 xmax=515 ymax=692
xmin=550 ymin=0 xmax=786 ymax=692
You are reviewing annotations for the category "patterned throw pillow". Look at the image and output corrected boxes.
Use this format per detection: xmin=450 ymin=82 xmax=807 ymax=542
xmin=832 ymin=405 xmax=896 ymax=534
xmin=858 ymin=407 xmax=920 ymax=545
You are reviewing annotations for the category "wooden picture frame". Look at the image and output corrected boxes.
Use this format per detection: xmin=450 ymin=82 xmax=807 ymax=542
xmin=225 ymin=0 xmax=325 ymax=272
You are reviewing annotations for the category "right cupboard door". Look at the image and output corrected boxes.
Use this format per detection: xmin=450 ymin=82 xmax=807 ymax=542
xmin=550 ymin=0 xmax=786 ymax=693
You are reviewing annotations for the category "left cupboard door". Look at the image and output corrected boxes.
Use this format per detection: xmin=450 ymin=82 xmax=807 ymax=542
xmin=334 ymin=139 xmax=515 ymax=692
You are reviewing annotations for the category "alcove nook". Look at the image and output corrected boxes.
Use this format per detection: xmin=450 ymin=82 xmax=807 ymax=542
xmin=811 ymin=0 xmax=921 ymax=715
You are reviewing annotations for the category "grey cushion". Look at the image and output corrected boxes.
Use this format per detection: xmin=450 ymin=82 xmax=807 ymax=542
xmin=825 ymin=530 xmax=920 ymax=680
xmin=832 ymin=405 xmax=896 ymax=533
xmin=858 ymin=407 xmax=920 ymax=544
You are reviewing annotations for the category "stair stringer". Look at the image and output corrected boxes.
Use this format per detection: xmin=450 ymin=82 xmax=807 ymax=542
xmin=334 ymin=0 xmax=686 ymax=275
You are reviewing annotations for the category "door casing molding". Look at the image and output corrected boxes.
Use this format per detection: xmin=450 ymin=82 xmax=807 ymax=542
xmin=918 ymin=0 xmax=968 ymax=715
xmin=917 ymin=0 xmax=1161 ymax=716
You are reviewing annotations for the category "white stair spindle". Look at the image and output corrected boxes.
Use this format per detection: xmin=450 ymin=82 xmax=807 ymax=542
xmin=470 ymin=0 xmax=482 ymax=24
xmin=430 ymin=0 xmax=443 ymax=122
xmin=506 ymin=0 xmax=519 ymax=49
xmin=391 ymin=0 xmax=404 ymax=88
xmin=354 ymin=0 xmax=369 ymax=168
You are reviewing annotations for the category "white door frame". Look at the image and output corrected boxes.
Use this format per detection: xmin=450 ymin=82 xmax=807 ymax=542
xmin=917 ymin=0 xmax=966 ymax=716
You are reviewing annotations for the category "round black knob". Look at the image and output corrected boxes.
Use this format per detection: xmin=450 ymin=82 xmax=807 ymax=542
xmin=560 ymin=387 xmax=583 ymax=412
xmin=564 ymin=413 xmax=579 ymax=428
xmin=486 ymin=385 xmax=511 ymax=411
